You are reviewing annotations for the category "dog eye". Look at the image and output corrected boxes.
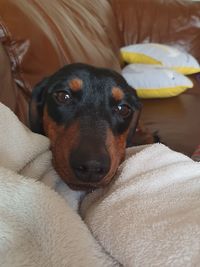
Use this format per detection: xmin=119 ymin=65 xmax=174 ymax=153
xmin=53 ymin=91 xmax=71 ymax=104
xmin=115 ymin=104 xmax=132 ymax=118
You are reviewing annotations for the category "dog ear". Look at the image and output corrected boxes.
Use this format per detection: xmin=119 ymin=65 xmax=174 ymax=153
xmin=29 ymin=77 xmax=49 ymax=134
xmin=126 ymin=90 xmax=142 ymax=148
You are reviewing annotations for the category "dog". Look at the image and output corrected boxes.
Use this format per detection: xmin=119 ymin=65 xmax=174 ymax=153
xmin=29 ymin=63 xmax=141 ymax=190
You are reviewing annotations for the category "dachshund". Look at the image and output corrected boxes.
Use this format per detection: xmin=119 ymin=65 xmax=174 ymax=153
xmin=29 ymin=63 xmax=141 ymax=190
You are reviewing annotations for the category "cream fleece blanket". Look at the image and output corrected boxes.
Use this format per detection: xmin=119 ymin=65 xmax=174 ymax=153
xmin=81 ymin=144 xmax=200 ymax=266
xmin=0 ymin=103 xmax=116 ymax=267
xmin=1 ymin=102 xmax=200 ymax=267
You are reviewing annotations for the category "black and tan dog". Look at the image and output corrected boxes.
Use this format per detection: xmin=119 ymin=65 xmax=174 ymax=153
xmin=29 ymin=63 xmax=141 ymax=190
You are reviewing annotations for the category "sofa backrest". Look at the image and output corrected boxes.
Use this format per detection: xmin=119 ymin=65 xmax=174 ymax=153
xmin=0 ymin=0 xmax=121 ymax=123
xmin=111 ymin=0 xmax=200 ymax=62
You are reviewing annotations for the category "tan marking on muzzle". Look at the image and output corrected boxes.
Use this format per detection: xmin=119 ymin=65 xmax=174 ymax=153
xmin=43 ymin=108 xmax=81 ymax=186
xmin=90 ymin=128 xmax=129 ymax=188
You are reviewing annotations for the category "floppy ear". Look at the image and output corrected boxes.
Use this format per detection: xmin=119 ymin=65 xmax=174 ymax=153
xmin=126 ymin=90 xmax=142 ymax=148
xmin=29 ymin=77 xmax=49 ymax=134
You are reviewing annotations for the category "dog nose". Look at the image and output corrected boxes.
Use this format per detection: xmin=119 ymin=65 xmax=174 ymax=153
xmin=70 ymin=156 xmax=110 ymax=183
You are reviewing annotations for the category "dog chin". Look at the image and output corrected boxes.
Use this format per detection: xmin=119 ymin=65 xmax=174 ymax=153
xmin=66 ymin=178 xmax=113 ymax=191
xmin=67 ymin=183 xmax=98 ymax=191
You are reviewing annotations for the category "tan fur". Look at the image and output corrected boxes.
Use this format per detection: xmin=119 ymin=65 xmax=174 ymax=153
xmin=69 ymin=78 xmax=83 ymax=92
xmin=111 ymin=87 xmax=124 ymax=101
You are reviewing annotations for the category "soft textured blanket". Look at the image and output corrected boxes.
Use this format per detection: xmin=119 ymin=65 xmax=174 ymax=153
xmin=0 ymin=103 xmax=115 ymax=267
xmin=81 ymin=143 xmax=200 ymax=266
xmin=1 ymin=102 xmax=200 ymax=267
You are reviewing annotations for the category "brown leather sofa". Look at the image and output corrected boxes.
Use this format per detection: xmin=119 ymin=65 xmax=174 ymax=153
xmin=0 ymin=0 xmax=200 ymax=156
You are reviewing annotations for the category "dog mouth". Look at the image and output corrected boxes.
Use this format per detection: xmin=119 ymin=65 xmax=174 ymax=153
xmin=72 ymin=162 xmax=119 ymax=190
xmin=66 ymin=176 xmax=114 ymax=191
xmin=52 ymin=152 xmax=120 ymax=191
xmin=51 ymin=133 xmax=128 ymax=190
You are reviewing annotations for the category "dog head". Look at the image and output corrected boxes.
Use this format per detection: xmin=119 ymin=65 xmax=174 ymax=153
xmin=29 ymin=63 xmax=141 ymax=190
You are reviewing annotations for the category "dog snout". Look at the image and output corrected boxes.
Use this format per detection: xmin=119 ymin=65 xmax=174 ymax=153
xmin=70 ymin=150 xmax=110 ymax=183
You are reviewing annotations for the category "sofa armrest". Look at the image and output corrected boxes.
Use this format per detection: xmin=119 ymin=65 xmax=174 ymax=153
xmin=0 ymin=42 xmax=31 ymax=124
xmin=0 ymin=43 xmax=16 ymax=112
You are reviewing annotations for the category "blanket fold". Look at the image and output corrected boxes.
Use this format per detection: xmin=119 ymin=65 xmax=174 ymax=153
xmin=0 ymin=103 xmax=116 ymax=267
xmin=81 ymin=144 xmax=200 ymax=267
xmin=1 ymin=102 xmax=200 ymax=267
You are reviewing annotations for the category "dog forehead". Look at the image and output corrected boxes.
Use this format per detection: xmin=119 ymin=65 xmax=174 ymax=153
xmin=48 ymin=64 xmax=131 ymax=100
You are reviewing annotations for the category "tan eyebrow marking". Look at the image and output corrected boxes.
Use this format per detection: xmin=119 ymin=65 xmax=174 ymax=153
xmin=69 ymin=78 xmax=83 ymax=92
xmin=112 ymin=87 xmax=124 ymax=101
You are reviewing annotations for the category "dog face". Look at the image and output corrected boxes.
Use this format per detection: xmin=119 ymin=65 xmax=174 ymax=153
xmin=29 ymin=63 xmax=141 ymax=190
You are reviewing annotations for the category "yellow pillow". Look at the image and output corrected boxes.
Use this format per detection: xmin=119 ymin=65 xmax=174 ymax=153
xmin=121 ymin=43 xmax=200 ymax=75
xmin=122 ymin=64 xmax=193 ymax=99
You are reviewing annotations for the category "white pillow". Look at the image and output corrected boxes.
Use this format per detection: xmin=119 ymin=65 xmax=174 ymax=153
xmin=120 ymin=43 xmax=200 ymax=75
xmin=122 ymin=64 xmax=193 ymax=98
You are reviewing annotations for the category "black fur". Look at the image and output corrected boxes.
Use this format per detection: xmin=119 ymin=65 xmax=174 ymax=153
xmin=29 ymin=63 xmax=141 ymax=187
xmin=29 ymin=63 xmax=141 ymax=146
